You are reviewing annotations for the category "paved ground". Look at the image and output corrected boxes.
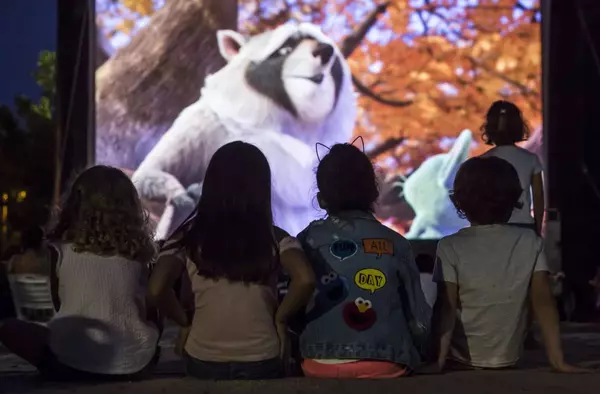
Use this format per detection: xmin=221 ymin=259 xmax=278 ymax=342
xmin=1 ymin=324 xmax=599 ymax=394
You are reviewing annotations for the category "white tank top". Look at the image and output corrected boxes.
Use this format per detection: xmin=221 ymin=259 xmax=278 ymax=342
xmin=48 ymin=243 xmax=159 ymax=375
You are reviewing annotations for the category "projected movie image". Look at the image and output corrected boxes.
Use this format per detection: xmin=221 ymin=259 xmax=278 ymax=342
xmin=95 ymin=0 xmax=542 ymax=240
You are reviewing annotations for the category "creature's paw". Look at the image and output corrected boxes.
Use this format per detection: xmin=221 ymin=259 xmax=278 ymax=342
xmin=186 ymin=183 xmax=203 ymax=201
xmin=170 ymin=192 xmax=197 ymax=211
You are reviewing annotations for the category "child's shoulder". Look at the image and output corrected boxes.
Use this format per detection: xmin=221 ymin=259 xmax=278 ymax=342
xmin=442 ymin=225 xmax=541 ymax=246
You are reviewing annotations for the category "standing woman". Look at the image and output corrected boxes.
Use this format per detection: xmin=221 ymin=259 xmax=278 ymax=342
xmin=480 ymin=100 xmax=545 ymax=235
xmin=148 ymin=141 xmax=315 ymax=380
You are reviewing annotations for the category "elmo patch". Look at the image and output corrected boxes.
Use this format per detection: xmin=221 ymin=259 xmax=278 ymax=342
xmin=343 ymin=297 xmax=377 ymax=331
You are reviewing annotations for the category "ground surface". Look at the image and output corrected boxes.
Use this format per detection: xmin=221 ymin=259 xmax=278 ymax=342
xmin=1 ymin=324 xmax=600 ymax=394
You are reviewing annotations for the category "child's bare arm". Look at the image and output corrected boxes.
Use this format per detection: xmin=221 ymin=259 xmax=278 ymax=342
xmin=433 ymin=281 xmax=458 ymax=369
xmin=531 ymin=172 xmax=544 ymax=234
xmin=276 ymin=245 xmax=315 ymax=325
xmin=148 ymin=254 xmax=188 ymax=327
xmin=530 ymin=271 xmax=589 ymax=373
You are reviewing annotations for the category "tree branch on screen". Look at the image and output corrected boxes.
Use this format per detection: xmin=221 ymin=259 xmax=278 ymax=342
xmin=366 ymin=137 xmax=406 ymax=159
xmin=352 ymin=75 xmax=413 ymax=107
xmin=336 ymin=2 xmax=413 ymax=107
xmin=466 ymin=56 xmax=540 ymax=103
xmin=339 ymin=1 xmax=391 ymax=58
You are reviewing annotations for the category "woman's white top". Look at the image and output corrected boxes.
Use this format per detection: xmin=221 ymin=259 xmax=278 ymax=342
xmin=47 ymin=243 xmax=159 ymax=375
xmin=482 ymin=145 xmax=543 ymax=224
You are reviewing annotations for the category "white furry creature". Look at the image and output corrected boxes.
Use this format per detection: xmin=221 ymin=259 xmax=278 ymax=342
xmin=132 ymin=23 xmax=357 ymax=240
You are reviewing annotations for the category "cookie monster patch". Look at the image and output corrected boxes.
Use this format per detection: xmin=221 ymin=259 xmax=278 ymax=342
xmin=305 ymin=271 xmax=349 ymax=322
xmin=330 ymin=239 xmax=358 ymax=261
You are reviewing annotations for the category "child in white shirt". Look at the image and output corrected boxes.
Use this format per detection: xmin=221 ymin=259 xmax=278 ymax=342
xmin=481 ymin=100 xmax=544 ymax=234
xmin=427 ymin=156 xmax=587 ymax=373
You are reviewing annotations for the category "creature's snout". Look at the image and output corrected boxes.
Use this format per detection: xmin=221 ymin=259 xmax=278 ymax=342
xmin=313 ymin=43 xmax=334 ymax=65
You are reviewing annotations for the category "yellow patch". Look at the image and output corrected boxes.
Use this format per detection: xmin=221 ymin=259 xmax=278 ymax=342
xmin=354 ymin=269 xmax=387 ymax=294
xmin=362 ymin=238 xmax=394 ymax=258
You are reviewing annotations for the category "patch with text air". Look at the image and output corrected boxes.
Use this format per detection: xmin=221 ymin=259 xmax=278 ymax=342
xmin=362 ymin=238 xmax=394 ymax=258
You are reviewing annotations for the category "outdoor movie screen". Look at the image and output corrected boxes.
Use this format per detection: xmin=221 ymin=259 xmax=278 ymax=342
xmin=94 ymin=0 xmax=542 ymax=240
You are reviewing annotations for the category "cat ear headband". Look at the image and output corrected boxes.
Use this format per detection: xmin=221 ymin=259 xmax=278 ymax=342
xmin=315 ymin=136 xmax=365 ymax=162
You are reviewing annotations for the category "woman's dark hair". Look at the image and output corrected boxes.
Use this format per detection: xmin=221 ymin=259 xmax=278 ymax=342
xmin=184 ymin=141 xmax=277 ymax=284
xmin=48 ymin=165 xmax=156 ymax=263
xmin=481 ymin=100 xmax=530 ymax=146
xmin=21 ymin=226 xmax=44 ymax=251
xmin=450 ymin=156 xmax=523 ymax=225
xmin=316 ymin=143 xmax=379 ymax=214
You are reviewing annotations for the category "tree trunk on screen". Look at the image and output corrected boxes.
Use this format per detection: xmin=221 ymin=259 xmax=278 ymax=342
xmin=95 ymin=0 xmax=238 ymax=169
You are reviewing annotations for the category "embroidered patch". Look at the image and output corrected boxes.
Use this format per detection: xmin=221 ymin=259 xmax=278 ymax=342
xmin=343 ymin=297 xmax=377 ymax=331
xmin=330 ymin=239 xmax=358 ymax=261
xmin=305 ymin=272 xmax=349 ymax=322
xmin=362 ymin=238 xmax=394 ymax=258
xmin=320 ymin=272 xmax=348 ymax=301
xmin=354 ymin=268 xmax=387 ymax=294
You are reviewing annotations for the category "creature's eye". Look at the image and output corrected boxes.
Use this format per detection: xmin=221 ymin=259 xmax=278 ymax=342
xmin=321 ymin=275 xmax=331 ymax=285
xmin=364 ymin=300 xmax=372 ymax=309
xmin=355 ymin=297 xmax=365 ymax=307
xmin=328 ymin=272 xmax=338 ymax=281
xmin=278 ymin=46 xmax=293 ymax=56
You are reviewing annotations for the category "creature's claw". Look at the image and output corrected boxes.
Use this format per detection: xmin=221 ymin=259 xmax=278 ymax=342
xmin=171 ymin=192 xmax=197 ymax=211
xmin=186 ymin=183 xmax=203 ymax=201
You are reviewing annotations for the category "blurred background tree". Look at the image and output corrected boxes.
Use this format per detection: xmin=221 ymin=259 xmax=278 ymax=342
xmin=0 ymin=51 xmax=56 ymax=251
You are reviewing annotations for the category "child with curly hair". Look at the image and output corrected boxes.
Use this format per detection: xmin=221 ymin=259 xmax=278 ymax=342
xmin=427 ymin=156 xmax=587 ymax=373
xmin=0 ymin=166 xmax=160 ymax=381
xmin=297 ymin=142 xmax=431 ymax=379
xmin=480 ymin=100 xmax=545 ymax=234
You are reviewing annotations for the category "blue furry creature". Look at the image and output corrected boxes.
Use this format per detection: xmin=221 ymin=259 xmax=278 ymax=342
xmin=398 ymin=129 xmax=473 ymax=239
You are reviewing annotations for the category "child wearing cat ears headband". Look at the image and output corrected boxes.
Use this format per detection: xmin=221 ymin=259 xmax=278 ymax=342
xmin=480 ymin=100 xmax=545 ymax=235
xmin=295 ymin=138 xmax=431 ymax=379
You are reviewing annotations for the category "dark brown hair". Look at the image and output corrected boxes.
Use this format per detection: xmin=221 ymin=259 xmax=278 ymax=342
xmin=316 ymin=143 xmax=379 ymax=215
xmin=450 ymin=157 xmax=523 ymax=225
xmin=184 ymin=141 xmax=278 ymax=285
xmin=481 ymin=100 xmax=530 ymax=146
xmin=48 ymin=165 xmax=156 ymax=263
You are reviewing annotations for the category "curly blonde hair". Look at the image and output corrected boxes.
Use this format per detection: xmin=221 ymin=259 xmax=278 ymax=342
xmin=48 ymin=165 xmax=156 ymax=263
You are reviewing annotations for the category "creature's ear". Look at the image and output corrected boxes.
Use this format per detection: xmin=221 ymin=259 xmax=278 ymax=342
xmin=216 ymin=30 xmax=246 ymax=62
xmin=438 ymin=129 xmax=473 ymax=190
xmin=316 ymin=143 xmax=331 ymax=162
xmin=350 ymin=136 xmax=365 ymax=152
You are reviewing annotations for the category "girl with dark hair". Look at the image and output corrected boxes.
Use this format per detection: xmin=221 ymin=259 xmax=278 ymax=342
xmin=6 ymin=226 xmax=48 ymax=276
xmin=427 ymin=157 xmax=587 ymax=373
xmin=0 ymin=165 xmax=160 ymax=381
xmin=297 ymin=142 xmax=431 ymax=379
xmin=148 ymin=141 xmax=315 ymax=380
xmin=480 ymin=100 xmax=545 ymax=234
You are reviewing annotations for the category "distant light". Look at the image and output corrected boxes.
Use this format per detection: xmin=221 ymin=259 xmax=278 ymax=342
xmin=1 ymin=194 xmax=7 ymax=202
xmin=17 ymin=191 xmax=27 ymax=202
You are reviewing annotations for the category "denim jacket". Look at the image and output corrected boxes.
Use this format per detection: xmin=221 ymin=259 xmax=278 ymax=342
xmin=296 ymin=211 xmax=431 ymax=369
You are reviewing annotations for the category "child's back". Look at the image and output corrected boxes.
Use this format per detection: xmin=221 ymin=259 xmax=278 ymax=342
xmin=434 ymin=224 xmax=546 ymax=367
xmin=299 ymin=212 xmax=430 ymax=368
xmin=49 ymin=244 xmax=158 ymax=374
xmin=430 ymin=156 xmax=585 ymax=373
xmin=298 ymin=141 xmax=430 ymax=378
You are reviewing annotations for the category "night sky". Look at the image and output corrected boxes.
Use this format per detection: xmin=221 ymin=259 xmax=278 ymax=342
xmin=0 ymin=0 xmax=56 ymax=108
